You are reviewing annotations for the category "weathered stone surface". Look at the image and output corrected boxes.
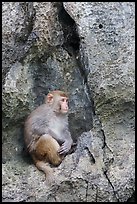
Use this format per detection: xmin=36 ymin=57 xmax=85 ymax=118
xmin=2 ymin=2 xmax=135 ymax=202
xmin=64 ymin=2 xmax=135 ymax=202
xmin=2 ymin=131 xmax=116 ymax=202
xmin=63 ymin=2 xmax=135 ymax=115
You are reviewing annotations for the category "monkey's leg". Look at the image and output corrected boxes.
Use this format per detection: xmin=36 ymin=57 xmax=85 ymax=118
xmin=31 ymin=135 xmax=63 ymax=183
xmin=34 ymin=134 xmax=64 ymax=166
xmin=45 ymin=135 xmax=64 ymax=166
xmin=32 ymin=155 xmax=54 ymax=183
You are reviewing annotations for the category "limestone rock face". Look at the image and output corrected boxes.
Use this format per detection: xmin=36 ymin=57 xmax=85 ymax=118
xmin=2 ymin=2 xmax=135 ymax=202
xmin=64 ymin=2 xmax=135 ymax=202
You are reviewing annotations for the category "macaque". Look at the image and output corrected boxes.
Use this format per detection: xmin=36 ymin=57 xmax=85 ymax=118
xmin=24 ymin=90 xmax=73 ymax=182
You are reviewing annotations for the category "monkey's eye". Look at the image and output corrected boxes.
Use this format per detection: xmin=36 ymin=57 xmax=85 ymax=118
xmin=61 ymin=98 xmax=68 ymax=103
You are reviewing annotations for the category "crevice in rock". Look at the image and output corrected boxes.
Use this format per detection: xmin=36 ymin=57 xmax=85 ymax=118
xmin=95 ymin=185 xmax=98 ymax=202
xmin=57 ymin=2 xmax=96 ymax=116
xmin=101 ymin=129 xmax=107 ymax=149
xmin=101 ymin=128 xmax=113 ymax=154
xmin=58 ymin=3 xmax=80 ymax=55
xmin=85 ymin=180 xmax=88 ymax=202
xmin=103 ymin=170 xmax=119 ymax=202
xmin=84 ymin=147 xmax=95 ymax=164
xmin=98 ymin=118 xmax=117 ymax=201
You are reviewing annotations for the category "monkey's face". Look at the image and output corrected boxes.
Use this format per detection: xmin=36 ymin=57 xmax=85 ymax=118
xmin=59 ymin=97 xmax=69 ymax=114
xmin=46 ymin=91 xmax=69 ymax=114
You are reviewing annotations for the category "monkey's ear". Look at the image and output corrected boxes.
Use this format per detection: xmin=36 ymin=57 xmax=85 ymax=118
xmin=46 ymin=93 xmax=54 ymax=104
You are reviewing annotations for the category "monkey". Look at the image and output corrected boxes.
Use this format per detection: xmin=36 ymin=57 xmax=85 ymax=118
xmin=24 ymin=90 xmax=73 ymax=182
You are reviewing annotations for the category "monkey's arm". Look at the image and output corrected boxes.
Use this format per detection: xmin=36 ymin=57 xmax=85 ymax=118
xmin=48 ymin=129 xmax=73 ymax=155
xmin=31 ymin=117 xmax=49 ymax=136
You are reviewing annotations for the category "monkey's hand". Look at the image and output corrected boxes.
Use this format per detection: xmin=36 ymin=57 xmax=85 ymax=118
xmin=58 ymin=140 xmax=73 ymax=155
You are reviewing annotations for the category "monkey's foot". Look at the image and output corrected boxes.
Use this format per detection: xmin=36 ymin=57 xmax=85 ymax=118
xmin=35 ymin=160 xmax=53 ymax=178
xmin=45 ymin=172 xmax=56 ymax=185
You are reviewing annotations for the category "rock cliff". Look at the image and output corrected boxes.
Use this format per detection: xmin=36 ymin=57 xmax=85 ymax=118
xmin=2 ymin=2 xmax=135 ymax=202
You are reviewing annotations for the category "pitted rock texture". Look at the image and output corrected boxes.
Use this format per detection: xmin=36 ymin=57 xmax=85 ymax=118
xmin=2 ymin=2 xmax=135 ymax=202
